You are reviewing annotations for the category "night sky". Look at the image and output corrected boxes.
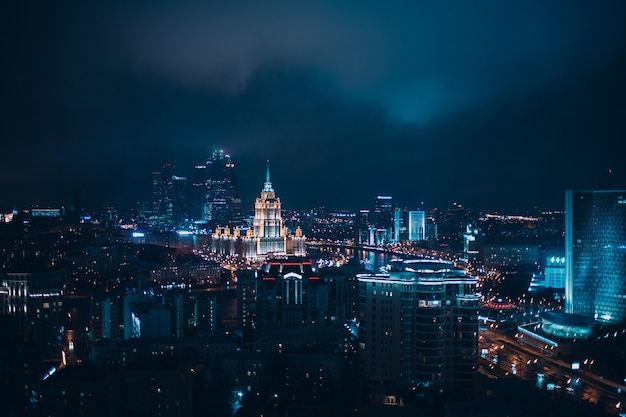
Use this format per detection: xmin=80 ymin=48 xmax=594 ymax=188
xmin=2 ymin=1 xmax=625 ymax=213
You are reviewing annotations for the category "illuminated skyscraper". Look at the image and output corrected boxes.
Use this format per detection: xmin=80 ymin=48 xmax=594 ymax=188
xmin=212 ymin=162 xmax=305 ymax=260
xmin=408 ymin=210 xmax=426 ymax=242
xmin=251 ymin=163 xmax=285 ymax=256
xmin=372 ymin=196 xmax=394 ymax=244
xmin=205 ymin=150 xmax=242 ymax=228
xmin=565 ymin=190 xmax=626 ymax=323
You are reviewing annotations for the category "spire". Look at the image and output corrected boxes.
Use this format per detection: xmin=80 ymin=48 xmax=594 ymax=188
xmin=263 ymin=160 xmax=274 ymax=192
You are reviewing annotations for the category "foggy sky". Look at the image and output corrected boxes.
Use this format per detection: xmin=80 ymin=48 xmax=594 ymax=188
xmin=1 ymin=1 xmax=625 ymax=212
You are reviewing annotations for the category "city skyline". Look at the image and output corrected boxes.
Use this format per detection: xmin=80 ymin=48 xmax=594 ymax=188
xmin=2 ymin=2 xmax=625 ymax=212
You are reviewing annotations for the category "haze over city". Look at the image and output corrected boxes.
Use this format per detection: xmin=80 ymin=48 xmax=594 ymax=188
xmin=2 ymin=1 xmax=625 ymax=212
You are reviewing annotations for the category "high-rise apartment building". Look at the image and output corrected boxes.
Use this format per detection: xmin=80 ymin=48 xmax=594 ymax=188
xmin=565 ymin=190 xmax=626 ymax=323
xmin=358 ymin=259 xmax=480 ymax=393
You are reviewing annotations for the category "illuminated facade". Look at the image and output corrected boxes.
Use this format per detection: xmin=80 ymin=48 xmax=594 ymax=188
xmin=545 ymin=256 xmax=566 ymax=289
xmin=408 ymin=210 xmax=426 ymax=242
xmin=372 ymin=196 xmax=394 ymax=245
xmin=212 ymin=163 xmax=306 ymax=260
xmin=565 ymin=190 xmax=626 ymax=324
xmin=540 ymin=311 xmax=598 ymax=339
xmin=251 ymin=165 xmax=286 ymax=256
xmin=358 ymin=259 xmax=480 ymax=393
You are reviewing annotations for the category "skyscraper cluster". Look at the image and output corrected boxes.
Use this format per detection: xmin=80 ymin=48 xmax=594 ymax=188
xmin=192 ymin=150 xmax=242 ymax=228
xmin=356 ymin=196 xmax=436 ymax=246
xmin=147 ymin=151 xmax=242 ymax=230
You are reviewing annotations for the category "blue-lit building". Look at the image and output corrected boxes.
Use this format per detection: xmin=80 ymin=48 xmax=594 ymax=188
xmin=545 ymin=256 xmax=566 ymax=290
xmin=565 ymin=190 xmax=626 ymax=324
xmin=408 ymin=210 xmax=426 ymax=242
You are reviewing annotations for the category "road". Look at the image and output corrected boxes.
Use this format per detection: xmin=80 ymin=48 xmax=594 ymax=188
xmin=479 ymin=328 xmax=625 ymax=413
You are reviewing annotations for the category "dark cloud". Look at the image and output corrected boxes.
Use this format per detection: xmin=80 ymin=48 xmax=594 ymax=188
xmin=1 ymin=1 xmax=625 ymax=212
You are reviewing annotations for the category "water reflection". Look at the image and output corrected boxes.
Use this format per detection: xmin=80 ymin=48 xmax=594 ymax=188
xmin=309 ymin=246 xmax=400 ymax=273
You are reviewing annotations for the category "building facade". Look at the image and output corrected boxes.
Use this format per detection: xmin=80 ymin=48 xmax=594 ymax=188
xmin=565 ymin=190 xmax=626 ymax=324
xmin=408 ymin=210 xmax=426 ymax=242
xmin=151 ymin=164 xmax=187 ymax=229
xmin=1 ymin=260 xmax=64 ymax=360
xmin=212 ymin=163 xmax=306 ymax=260
xmin=545 ymin=256 xmax=566 ymax=290
xmin=205 ymin=150 xmax=242 ymax=228
xmin=358 ymin=259 xmax=480 ymax=393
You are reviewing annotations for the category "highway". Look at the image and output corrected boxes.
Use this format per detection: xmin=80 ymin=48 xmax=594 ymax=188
xmin=479 ymin=328 xmax=626 ymax=413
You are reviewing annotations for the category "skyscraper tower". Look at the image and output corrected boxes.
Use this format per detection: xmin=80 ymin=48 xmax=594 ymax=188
xmin=191 ymin=163 xmax=207 ymax=221
xmin=565 ymin=190 xmax=626 ymax=323
xmin=152 ymin=164 xmax=187 ymax=229
xmin=252 ymin=162 xmax=286 ymax=256
xmin=212 ymin=161 xmax=305 ymax=259
xmin=371 ymin=196 xmax=394 ymax=245
xmin=205 ymin=151 xmax=242 ymax=228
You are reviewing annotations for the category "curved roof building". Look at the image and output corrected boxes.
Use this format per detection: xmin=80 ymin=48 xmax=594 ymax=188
xmin=540 ymin=311 xmax=598 ymax=339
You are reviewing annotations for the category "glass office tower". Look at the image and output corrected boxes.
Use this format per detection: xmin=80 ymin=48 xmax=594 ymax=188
xmin=565 ymin=190 xmax=626 ymax=324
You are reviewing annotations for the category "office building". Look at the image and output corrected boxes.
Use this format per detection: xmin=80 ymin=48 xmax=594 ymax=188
xmin=357 ymin=259 xmax=480 ymax=393
xmin=408 ymin=210 xmax=426 ymax=242
xmin=205 ymin=150 xmax=242 ymax=228
xmin=152 ymin=164 xmax=187 ymax=229
xmin=190 ymin=163 xmax=208 ymax=221
xmin=565 ymin=190 xmax=626 ymax=324
xmin=355 ymin=209 xmax=371 ymax=245
xmin=371 ymin=196 xmax=394 ymax=245
xmin=545 ymin=256 xmax=566 ymax=290
xmin=393 ymin=208 xmax=405 ymax=242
